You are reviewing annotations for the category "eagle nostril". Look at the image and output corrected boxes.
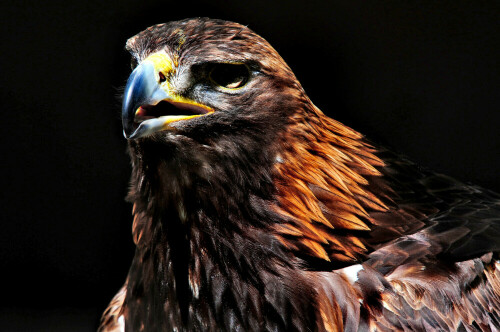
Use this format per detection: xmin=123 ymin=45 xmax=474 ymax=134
xmin=159 ymin=72 xmax=166 ymax=83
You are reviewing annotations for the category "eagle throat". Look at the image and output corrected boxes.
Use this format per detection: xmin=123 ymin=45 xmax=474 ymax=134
xmin=123 ymin=127 xmax=323 ymax=330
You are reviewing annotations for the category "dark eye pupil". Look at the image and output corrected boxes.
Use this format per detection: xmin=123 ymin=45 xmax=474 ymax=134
xmin=210 ymin=64 xmax=249 ymax=89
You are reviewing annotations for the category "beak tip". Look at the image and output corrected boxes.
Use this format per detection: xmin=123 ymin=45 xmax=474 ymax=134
xmin=122 ymin=121 xmax=134 ymax=139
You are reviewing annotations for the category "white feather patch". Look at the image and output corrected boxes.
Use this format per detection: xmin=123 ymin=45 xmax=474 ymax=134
xmin=117 ymin=315 xmax=125 ymax=332
xmin=339 ymin=264 xmax=364 ymax=284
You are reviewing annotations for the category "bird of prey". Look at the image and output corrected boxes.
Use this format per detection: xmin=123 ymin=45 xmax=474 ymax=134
xmin=99 ymin=18 xmax=500 ymax=331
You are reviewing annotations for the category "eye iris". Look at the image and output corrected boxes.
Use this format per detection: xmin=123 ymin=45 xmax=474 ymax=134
xmin=210 ymin=64 xmax=249 ymax=89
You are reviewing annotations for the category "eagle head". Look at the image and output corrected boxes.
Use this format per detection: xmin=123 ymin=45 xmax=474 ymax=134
xmin=123 ymin=18 xmax=302 ymax=143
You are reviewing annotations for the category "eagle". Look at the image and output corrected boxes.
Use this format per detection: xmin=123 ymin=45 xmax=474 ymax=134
xmin=99 ymin=18 xmax=500 ymax=331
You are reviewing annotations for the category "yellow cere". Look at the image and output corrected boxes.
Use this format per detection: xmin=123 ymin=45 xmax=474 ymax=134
xmin=143 ymin=52 xmax=174 ymax=83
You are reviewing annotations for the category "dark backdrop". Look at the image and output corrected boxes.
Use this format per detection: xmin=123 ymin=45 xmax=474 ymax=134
xmin=0 ymin=0 xmax=498 ymax=330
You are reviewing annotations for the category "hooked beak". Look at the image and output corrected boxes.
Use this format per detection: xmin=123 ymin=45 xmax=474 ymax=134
xmin=122 ymin=53 xmax=213 ymax=139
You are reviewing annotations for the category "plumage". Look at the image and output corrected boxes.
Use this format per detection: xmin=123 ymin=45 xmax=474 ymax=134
xmin=100 ymin=18 xmax=500 ymax=331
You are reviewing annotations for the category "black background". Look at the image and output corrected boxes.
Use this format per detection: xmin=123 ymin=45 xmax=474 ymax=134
xmin=0 ymin=0 xmax=498 ymax=330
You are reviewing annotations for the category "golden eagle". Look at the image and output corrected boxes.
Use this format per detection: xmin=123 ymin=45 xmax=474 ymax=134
xmin=99 ymin=18 xmax=500 ymax=331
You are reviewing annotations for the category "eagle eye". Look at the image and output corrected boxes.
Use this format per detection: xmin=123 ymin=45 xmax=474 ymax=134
xmin=209 ymin=63 xmax=249 ymax=89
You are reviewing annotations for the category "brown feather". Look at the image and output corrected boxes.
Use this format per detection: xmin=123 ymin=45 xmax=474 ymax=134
xmin=273 ymin=105 xmax=385 ymax=263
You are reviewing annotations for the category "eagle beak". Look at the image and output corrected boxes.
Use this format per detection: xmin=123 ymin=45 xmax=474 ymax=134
xmin=122 ymin=53 xmax=213 ymax=139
